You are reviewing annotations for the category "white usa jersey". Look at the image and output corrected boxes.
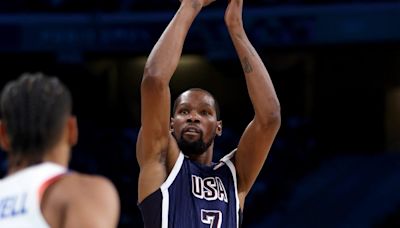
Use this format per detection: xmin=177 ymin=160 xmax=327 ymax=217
xmin=0 ymin=162 xmax=67 ymax=228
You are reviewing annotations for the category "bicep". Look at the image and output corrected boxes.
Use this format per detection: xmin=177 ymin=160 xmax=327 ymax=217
xmin=137 ymin=133 xmax=180 ymax=203
xmin=234 ymin=118 xmax=280 ymax=195
xmin=138 ymin=77 xmax=181 ymax=202
xmin=139 ymin=76 xmax=171 ymax=164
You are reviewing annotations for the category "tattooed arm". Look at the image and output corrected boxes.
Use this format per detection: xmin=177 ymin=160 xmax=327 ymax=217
xmin=224 ymin=0 xmax=281 ymax=209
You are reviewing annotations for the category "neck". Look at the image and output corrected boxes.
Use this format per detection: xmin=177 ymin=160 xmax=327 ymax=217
xmin=7 ymin=143 xmax=70 ymax=176
xmin=42 ymin=143 xmax=70 ymax=167
xmin=7 ymin=156 xmax=42 ymax=175
xmin=187 ymin=145 xmax=214 ymax=165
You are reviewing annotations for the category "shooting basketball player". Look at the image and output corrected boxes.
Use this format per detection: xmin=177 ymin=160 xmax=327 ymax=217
xmin=137 ymin=0 xmax=281 ymax=226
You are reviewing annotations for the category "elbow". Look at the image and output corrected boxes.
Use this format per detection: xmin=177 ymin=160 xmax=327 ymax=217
xmin=257 ymin=104 xmax=281 ymax=130
xmin=143 ymin=63 xmax=162 ymax=80
xmin=272 ymin=109 xmax=281 ymax=129
xmin=142 ymin=59 xmax=169 ymax=83
xmin=267 ymin=109 xmax=281 ymax=130
xmin=141 ymin=67 xmax=168 ymax=91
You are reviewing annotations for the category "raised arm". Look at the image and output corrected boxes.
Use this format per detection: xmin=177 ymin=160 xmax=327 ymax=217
xmin=137 ymin=0 xmax=213 ymax=203
xmin=224 ymin=0 xmax=281 ymax=208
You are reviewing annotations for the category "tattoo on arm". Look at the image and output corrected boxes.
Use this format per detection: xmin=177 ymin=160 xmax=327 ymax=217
xmin=241 ymin=57 xmax=253 ymax=74
xmin=234 ymin=34 xmax=256 ymax=73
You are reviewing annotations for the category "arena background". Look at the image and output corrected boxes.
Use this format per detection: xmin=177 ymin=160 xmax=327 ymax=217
xmin=0 ymin=0 xmax=400 ymax=227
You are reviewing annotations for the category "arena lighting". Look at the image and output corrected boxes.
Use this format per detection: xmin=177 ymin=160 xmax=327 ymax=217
xmin=174 ymin=55 xmax=211 ymax=82
xmin=132 ymin=55 xmax=211 ymax=86
xmin=178 ymin=55 xmax=205 ymax=67
xmin=132 ymin=56 xmax=147 ymax=67
xmin=133 ymin=55 xmax=206 ymax=68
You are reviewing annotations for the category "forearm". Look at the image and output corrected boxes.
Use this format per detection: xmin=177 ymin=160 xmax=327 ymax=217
xmin=228 ymin=26 xmax=280 ymax=125
xmin=144 ymin=3 xmax=202 ymax=82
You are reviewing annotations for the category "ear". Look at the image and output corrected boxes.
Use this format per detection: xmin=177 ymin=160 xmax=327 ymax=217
xmin=0 ymin=120 xmax=11 ymax=152
xmin=216 ymin=120 xmax=223 ymax=136
xmin=170 ymin=117 xmax=175 ymax=132
xmin=67 ymin=116 xmax=78 ymax=147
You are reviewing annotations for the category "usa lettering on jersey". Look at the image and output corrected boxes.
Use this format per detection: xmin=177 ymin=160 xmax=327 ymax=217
xmin=0 ymin=193 xmax=28 ymax=219
xmin=191 ymin=175 xmax=228 ymax=203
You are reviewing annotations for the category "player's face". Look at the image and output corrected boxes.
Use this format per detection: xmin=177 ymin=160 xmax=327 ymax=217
xmin=171 ymin=90 xmax=222 ymax=156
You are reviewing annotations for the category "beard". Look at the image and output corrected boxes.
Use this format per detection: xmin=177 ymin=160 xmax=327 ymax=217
xmin=173 ymin=131 xmax=215 ymax=156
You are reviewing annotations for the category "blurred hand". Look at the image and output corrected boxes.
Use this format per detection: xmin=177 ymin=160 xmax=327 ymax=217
xmin=224 ymin=0 xmax=243 ymax=28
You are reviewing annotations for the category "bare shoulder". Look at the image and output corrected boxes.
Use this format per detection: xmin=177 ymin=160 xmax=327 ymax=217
xmin=42 ymin=172 xmax=120 ymax=228
xmin=63 ymin=173 xmax=118 ymax=196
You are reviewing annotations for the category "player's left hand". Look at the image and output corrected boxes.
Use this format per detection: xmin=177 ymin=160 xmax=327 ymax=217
xmin=224 ymin=0 xmax=243 ymax=28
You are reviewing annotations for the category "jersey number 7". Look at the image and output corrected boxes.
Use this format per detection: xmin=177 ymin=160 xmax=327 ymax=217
xmin=201 ymin=209 xmax=222 ymax=228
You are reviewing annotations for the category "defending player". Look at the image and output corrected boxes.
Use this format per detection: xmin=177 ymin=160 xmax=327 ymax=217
xmin=0 ymin=73 xmax=120 ymax=228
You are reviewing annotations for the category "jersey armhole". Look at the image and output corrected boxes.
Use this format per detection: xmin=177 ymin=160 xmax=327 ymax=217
xmin=160 ymin=152 xmax=184 ymax=191
xmin=36 ymin=171 xmax=69 ymax=228
xmin=38 ymin=172 xmax=69 ymax=202
xmin=220 ymin=149 xmax=241 ymax=228
xmin=219 ymin=148 xmax=237 ymax=164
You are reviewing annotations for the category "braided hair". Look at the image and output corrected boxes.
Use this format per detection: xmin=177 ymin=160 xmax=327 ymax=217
xmin=0 ymin=73 xmax=72 ymax=162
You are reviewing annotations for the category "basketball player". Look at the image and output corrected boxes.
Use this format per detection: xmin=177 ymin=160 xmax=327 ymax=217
xmin=137 ymin=0 xmax=280 ymax=226
xmin=0 ymin=73 xmax=120 ymax=228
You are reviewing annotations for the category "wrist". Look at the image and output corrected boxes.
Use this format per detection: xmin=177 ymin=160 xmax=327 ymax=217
xmin=179 ymin=1 xmax=203 ymax=14
xmin=225 ymin=15 xmax=243 ymax=29
xmin=226 ymin=21 xmax=244 ymax=32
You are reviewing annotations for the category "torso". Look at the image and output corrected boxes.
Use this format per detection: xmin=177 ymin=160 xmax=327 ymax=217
xmin=139 ymin=152 xmax=241 ymax=228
